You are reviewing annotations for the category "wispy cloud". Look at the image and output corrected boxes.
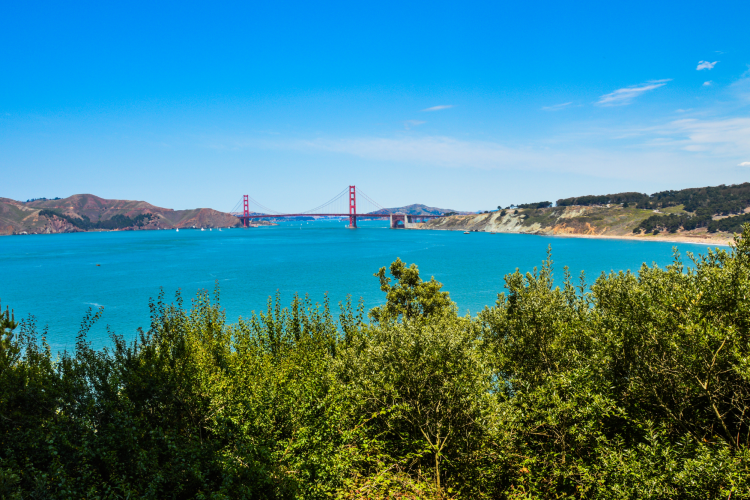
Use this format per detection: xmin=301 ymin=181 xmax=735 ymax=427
xmin=739 ymin=162 xmax=750 ymax=167
xmin=542 ymin=102 xmax=572 ymax=111
xmin=403 ymin=120 xmax=425 ymax=130
xmin=697 ymin=60 xmax=719 ymax=70
xmin=421 ymin=105 xmax=454 ymax=112
xmin=703 ymin=81 xmax=713 ymax=86
xmin=279 ymin=134 xmax=721 ymax=182
xmin=645 ymin=117 xmax=750 ymax=157
xmin=597 ymin=80 xmax=670 ymax=106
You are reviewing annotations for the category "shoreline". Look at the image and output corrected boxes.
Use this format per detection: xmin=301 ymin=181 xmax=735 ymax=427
xmin=415 ymin=226 xmax=733 ymax=247
xmin=538 ymin=231 xmax=732 ymax=247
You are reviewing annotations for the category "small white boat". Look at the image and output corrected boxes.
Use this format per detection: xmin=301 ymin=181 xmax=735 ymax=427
xmin=464 ymin=231 xmax=470 ymax=234
xmin=176 ymin=228 xmax=179 ymax=232
xmin=201 ymin=228 xmax=205 ymax=231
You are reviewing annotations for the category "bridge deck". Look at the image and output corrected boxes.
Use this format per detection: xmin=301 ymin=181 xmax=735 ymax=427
xmin=237 ymin=213 xmax=444 ymax=219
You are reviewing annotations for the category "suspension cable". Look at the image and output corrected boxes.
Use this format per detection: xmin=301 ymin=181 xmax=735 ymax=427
xmin=299 ymin=187 xmax=349 ymax=214
xmin=358 ymin=188 xmax=392 ymax=214
xmin=228 ymin=198 xmax=242 ymax=215
xmin=246 ymin=195 xmax=284 ymax=215
xmin=237 ymin=186 xmax=391 ymax=216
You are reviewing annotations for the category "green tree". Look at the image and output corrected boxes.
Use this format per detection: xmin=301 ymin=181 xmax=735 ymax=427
xmin=368 ymin=258 xmax=454 ymax=324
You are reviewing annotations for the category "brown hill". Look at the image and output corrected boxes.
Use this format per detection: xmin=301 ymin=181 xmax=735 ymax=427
xmin=1 ymin=194 xmax=258 ymax=235
xmin=367 ymin=203 xmax=469 ymax=216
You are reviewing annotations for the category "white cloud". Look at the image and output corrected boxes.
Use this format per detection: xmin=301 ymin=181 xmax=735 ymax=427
xmin=542 ymin=102 xmax=572 ymax=111
xmin=697 ymin=60 xmax=718 ymax=70
xmin=421 ymin=105 xmax=454 ymax=112
xmin=703 ymin=81 xmax=712 ymax=86
xmin=208 ymin=107 xmax=750 ymax=185
xmin=282 ymin=115 xmax=750 ymax=177
xmin=597 ymin=80 xmax=670 ymax=106
xmin=281 ymin=134 xmax=703 ymax=181
xmin=403 ymin=120 xmax=425 ymax=130
xmin=645 ymin=117 xmax=750 ymax=157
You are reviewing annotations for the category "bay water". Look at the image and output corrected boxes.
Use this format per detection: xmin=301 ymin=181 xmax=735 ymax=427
xmin=0 ymin=220 xmax=723 ymax=351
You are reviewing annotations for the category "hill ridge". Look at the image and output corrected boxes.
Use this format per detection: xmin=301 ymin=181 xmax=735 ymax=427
xmin=1 ymin=194 xmax=255 ymax=235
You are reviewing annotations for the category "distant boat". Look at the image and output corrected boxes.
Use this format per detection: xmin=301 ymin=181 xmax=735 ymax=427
xmin=201 ymin=228 xmax=205 ymax=231
xmin=464 ymin=231 xmax=470 ymax=234
xmin=176 ymin=228 xmax=179 ymax=232
xmin=210 ymin=228 xmax=212 ymax=231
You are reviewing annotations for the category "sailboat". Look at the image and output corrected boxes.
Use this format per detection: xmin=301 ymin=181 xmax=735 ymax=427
xmin=176 ymin=228 xmax=179 ymax=232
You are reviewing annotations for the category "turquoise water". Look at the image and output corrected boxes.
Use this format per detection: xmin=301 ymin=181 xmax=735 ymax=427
xmin=1 ymin=220 xmax=722 ymax=351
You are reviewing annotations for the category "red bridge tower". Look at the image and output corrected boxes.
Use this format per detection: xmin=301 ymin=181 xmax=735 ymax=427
xmin=243 ymin=195 xmax=249 ymax=228
xmin=348 ymin=185 xmax=357 ymax=229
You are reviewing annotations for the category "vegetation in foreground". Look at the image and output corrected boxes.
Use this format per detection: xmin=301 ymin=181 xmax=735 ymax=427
xmin=3 ymin=228 xmax=750 ymax=499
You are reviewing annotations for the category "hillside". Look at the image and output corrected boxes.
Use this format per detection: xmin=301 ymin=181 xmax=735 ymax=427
xmin=422 ymin=204 xmax=733 ymax=245
xmin=1 ymin=194 xmax=270 ymax=235
xmin=421 ymin=182 xmax=750 ymax=244
xmin=368 ymin=203 xmax=470 ymax=216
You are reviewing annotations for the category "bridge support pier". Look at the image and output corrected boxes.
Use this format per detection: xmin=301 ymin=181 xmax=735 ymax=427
xmin=390 ymin=214 xmax=406 ymax=229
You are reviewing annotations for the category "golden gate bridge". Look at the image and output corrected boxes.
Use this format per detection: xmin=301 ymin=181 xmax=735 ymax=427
xmin=228 ymin=186 xmax=446 ymax=229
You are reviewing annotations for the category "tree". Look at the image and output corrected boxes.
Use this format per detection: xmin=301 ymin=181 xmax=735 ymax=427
xmin=0 ymin=301 xmax=17 ymax=334
xmin=368 ymin=258 xmax=454 ymax=324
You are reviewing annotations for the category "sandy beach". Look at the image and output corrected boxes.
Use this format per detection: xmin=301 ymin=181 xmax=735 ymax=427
xmin=415 ymin=225 xmax=734 ymax=248
xmin=536 ymin=231 xmax=732 ymax=247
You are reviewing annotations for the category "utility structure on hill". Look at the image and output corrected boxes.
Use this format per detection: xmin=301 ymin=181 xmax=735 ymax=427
xmin=234 ymin=185 xmax=445 ymax=228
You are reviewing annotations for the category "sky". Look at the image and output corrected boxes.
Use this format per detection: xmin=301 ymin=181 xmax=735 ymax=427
xmin=2 ymin=0 xmax=750 ymax=212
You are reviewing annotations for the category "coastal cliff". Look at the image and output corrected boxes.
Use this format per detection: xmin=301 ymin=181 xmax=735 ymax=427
xmin=421 ymin=205 xmax=733 ymax=245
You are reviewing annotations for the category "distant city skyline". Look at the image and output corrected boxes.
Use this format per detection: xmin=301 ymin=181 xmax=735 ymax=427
xmin=2 ymin=0 xmax=749 ymax=212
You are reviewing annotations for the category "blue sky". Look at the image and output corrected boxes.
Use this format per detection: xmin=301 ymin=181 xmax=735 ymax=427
xmin=2 ymin=0 xmax=750 ymax=212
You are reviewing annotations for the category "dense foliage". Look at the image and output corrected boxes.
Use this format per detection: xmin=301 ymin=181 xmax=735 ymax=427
xmin=39 ymin=209 xmax=153 ymax=230
xmin=558 ymin=183 xmax=750 ymax=215
xmin=517 ymin=201 xmax=552 ymax=209
xmin=635 ymin=211 xmax=750 ymax=235
xmin=24 ymin=197 xmax=61 ymax=203
xmin=646 ymin=183 xmax=750 ymax=213
xmin=635 ymin=212 xmax=713 ymax=234
xmin=556 ymin=192 xmax=647 ymax=207
xmin=3 ymin=230 xmax=750 ymax=498
xmin=709 ymin=213 xmax=750 ymax=234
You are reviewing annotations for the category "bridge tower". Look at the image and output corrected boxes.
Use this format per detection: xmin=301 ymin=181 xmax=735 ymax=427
xmin=243 ymin=195 xmax=249 ymax=228
xmin=348 ymin=185 xmax=357 ymax=229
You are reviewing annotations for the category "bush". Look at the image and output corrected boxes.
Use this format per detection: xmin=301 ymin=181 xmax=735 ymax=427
xmin=4 ymin=228 xmax=750 ymax=498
